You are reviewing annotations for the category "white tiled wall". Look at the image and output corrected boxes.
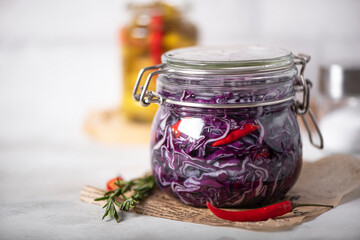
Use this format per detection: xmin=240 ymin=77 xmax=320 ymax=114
xmin=1 ymin=0 xmax=359 ymax=69
xmin=0 ymin=0 xmax=359 ymax=109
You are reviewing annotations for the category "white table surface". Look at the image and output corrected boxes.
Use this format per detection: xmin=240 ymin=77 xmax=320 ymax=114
xmin=1 ymin=135 xmax=360 ymax=240
xmin=1 ymin=5 xmax=360 ymax=239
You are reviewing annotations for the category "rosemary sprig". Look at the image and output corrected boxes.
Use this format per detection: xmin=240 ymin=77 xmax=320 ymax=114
xmin=94 ymin=175 xmax=155 ymax=222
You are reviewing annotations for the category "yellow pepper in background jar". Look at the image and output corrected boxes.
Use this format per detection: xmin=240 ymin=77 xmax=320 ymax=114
xmin=120 ymin=1 xmax=197 ymax=122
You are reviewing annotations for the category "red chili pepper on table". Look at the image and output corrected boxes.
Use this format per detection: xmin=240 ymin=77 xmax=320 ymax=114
xmin=106 ymin=176 xmax=123 ymax=191
xmin=212 ymin=123 xmax=259 ymax=147
xmin=206 ymin=201 xmax=333 ymax=222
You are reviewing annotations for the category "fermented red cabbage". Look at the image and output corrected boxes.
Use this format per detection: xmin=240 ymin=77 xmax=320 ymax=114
xmin=150 ymin=94 xmax=302 ymax=208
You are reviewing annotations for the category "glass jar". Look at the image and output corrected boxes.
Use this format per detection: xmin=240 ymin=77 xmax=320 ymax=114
xmin=134 ymin=45 xmax=322 ymax=207
xmin=120 ymin=1 xmax=197 ymax=122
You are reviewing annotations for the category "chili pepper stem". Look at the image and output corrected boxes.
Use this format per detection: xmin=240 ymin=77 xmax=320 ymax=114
xmin=292 ymin=203 xmax=334 ymax=209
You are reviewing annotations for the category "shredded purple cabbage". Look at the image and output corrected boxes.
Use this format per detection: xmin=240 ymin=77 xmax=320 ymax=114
xmin=150 ymin=93 xmax=302 ymax=208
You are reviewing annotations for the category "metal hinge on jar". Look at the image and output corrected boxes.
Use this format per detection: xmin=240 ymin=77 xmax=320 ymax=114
xmin=294 ymin=54 xmax=324 ymax=149
xmin=133 ymin=63 xmax=166 ymax=106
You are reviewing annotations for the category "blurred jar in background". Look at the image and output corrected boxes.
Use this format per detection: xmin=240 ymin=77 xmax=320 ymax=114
xmin=318 ymin=65 xmax=360 ymax=154
xmin=120 ymin=1 xmax=197 ymax=122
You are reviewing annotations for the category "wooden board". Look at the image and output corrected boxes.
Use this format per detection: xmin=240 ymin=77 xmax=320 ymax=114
xmin=84 ymin=109 xmax=152 ymax=144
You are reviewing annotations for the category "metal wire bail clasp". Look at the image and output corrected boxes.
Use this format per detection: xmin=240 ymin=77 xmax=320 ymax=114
xmin=133 ymin=63 xmax=167 ymax=107
xmin=294 ymin=54 xmax=324 ymax=149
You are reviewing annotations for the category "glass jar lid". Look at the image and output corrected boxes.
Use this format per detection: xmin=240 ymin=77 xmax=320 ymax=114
xmin=162 ymin=45 xmax=294 ymax=73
